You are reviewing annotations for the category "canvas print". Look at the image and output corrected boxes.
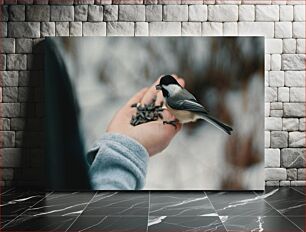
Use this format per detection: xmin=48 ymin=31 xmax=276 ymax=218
xmin=45 ymin=37 xmax=264 ymax=190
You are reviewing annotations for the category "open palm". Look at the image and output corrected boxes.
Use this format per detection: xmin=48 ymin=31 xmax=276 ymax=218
xmin=107 ymin=76 xmax=185 ymax=156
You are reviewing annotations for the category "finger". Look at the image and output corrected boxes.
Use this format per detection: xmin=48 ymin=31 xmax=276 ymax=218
xmin=141 ymin=78 xmax=161 ymax=105
xmin=162 ymin=108 xmax=176 ymax=122
xmin=155 ymin=89 xmax=164 ymax=106
xmin=126 ymin=88 xmax=148 ymax=106
xmin=171 ymin=74 xmax=185 ymax=88
xmin=177 ymin=78 xmax=185 ymax=88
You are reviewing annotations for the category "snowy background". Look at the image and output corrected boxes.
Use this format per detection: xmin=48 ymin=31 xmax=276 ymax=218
xmin=53 ymin=37 xmax=264 ymax=190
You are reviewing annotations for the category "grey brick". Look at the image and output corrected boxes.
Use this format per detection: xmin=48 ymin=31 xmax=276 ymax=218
xmin=18 ymin=0 xmax=34 ymax=3
xmin=294 ymin=5 xmax=305 ymax=21
xmin=11 ymin=118 xmax=25 ymax=130
xmin=290 ymin=181 xmax=306 ymax=186
xmin=239 ymin=5 xmax=255 ymax=21
xmin=182 ymin=22 xmax=201 ymax=36
xmin=289 ymin=131 xmax=305 ymax=147
xmin=280 ymin=5 xmax=293 ymax=21
xmin=208 ymin=5 xmax=238 ymax=21
xmin=119 ymin=5 xmax=145 ymax=21
xmin=70 ymin=22 xmax=82 ymax=36
xmin=49 ymin=0 xmax=74 ymax=4
xmin=299 ymin=118 xmax=305 ymax=131
xmin=296 ymin=39 xmax=305 ymax=54
xmin=55 ymin=22 xmax=69 ymax=36
xmin=265 ymin=87 xmax=277 ymax=102
xmin=0 ymin=148 xmax=22 ymax=167
xmin=278 ymin=87 xmax=289 ymax=102
xmin=33 ymin=0 xmax=49 ymax=3
xmin=238 ymin=22 xmax=274 ymax=37
xmin=7 ymin=54 xmax=27 ymax=71
xmin=270 ymin=102 xmax=282 ymax=110
xmin=9 ymin=5 xmax=25 ymax=21
xmin=283 ymin=118 xmax=299 ymax=131
xmin=0 ymin=54 xmax=6 ymax=71
xmin=270 ymin=110 xmax=283 ymax=117
xmin=1 ymin=131 xmax=15 ymax=147
xmin=256 ymin=5 xmax=279 ymax=21
xmin=2 ymin=118 xmax=10 ymax=130
xmin=290 ymin=87 xmax=304 ymax=102
xmin=287 ymin=168 xmax=297 ymax=180
xmin=284 ymin=103 xmax=305 ymax=117
xmin=271 ymin=131 xmax=288 ymax=148
xmin=3 ymin=103 xmax=20 ymax=117
xmin=144 ymin=0 xmax=158 ymax=3
xmin=265 ymin=181 xmax=280 ymax=186
xmin=265 ymin=149 xmax=280 ymax=168
xmin=283 ymin=39 xmax=296 ymax=54
xmin=135 ymin=22 xmax=148 ymax=36
xmin=26 ymin=5 xmax=50 ymax=21
xmin=18 ymin=87 xmax=30 ymax=102
xmin=297 ymin=168 xmax=305 ymax=180
xmin=74 ymin=5 xmax=88 ymax=21
xmin=16 ymin=39 xmax=32 ymax=53
xmin=282 ymin=54 xmax=305 ymax=70
xmin=265 ymin=131 xmax=270 ymax=148
xmin=83 ymin=22 xmax=106 ymax=36
xmin=51 ymin=6 xmax=74 ymax=21
xmin=265 ymin=42 xmax=278 ymax=58
xmin=1 ymin=5 xmax=9 ymax=22
xmin=159 ymin=0 xmax=181 ymax=3
xmin=1 ymin=71 xmax=18 ymax=87
xmin=41 ymin=22 xmax=55 ymax=37
xmin=1 ymin=38 xmax=14 ymax=53
xmin=8 ymin=22 xmax=40 ymax=38
xmin=74 ymin=0 xmax=94 ymax=3
xmin=182 ymin=0 xmax=203 ymax=3
xmin=88 ymin=5 xmax=103 ymax=22
xmin=145 ymin=5 xmax=162 ymax=22
xmin=281 ymin=148 xmax=305 ymax=168
xmin=95 ymin=0 xmax=112 ymax=4
xmin=107 ymin=22 xmax=134 ymax=36
xmin=104 ymin=5 xmax=118 ymax=21
xmin=202 ymin=22 xmax=222 ymax=36
xmin=285 ymin=71 xmax=305 ymax=87
xmin=163 ymin=5 xmax=188 ymax=21
xmin=293 ymin=22 xmax=304 ymax=38
xmin=189 ymin=5 xmax=207 ymax=21
xmin=149 ymin=22 xmax=181 ymax=36
xmin=265 ymin=168 xmax=286 ymax=181
xmin=113 ymin=0 xmax=143 ymax=3
xmin=279 ymin=181 xmax=290 ymax=186
xmin=3 ymin=87 xmax=18 ymax=102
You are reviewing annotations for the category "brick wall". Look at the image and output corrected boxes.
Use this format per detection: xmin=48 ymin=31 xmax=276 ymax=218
xmin=0 ymin=0 xmax=305 ymax=187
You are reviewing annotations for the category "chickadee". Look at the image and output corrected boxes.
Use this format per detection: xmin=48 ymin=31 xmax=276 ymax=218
xmin=155 ymin=75 xmax=233 ymax=135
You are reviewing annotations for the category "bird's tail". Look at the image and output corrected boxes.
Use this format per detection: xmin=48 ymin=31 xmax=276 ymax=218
xmin=199 ymin=113 xmax=233 ymax=135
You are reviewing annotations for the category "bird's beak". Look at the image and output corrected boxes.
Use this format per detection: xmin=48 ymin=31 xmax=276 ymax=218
xmin=155 ymin=84 xmax=162 ymax=90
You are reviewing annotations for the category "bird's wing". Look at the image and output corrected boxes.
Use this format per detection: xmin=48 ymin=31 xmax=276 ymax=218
xmin=167 ymin=89 xmax=208 ymax=114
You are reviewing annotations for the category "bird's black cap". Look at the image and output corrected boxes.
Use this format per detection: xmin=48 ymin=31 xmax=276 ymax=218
xmin=158 ymin=75 xmax=180 ymax=87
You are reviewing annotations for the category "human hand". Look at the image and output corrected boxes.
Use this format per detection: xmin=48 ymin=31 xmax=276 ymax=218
xmin=107 ymin=75 xmax=185 ymax=157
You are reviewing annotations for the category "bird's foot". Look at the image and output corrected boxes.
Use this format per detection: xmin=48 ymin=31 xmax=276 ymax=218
xmin=163 ymin=120 xmax=177 ymax=129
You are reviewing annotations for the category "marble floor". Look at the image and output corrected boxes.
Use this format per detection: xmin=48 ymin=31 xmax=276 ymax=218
xmin=1 ymin=187 xmax=305 ymax=231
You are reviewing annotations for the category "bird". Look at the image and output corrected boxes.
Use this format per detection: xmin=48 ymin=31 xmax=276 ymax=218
xmin=155 ymin=75 xmax=233 ymax=135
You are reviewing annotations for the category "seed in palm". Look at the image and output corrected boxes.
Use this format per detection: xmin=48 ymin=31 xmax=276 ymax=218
xmin=130 ymin=97 xmax=164 ymax=126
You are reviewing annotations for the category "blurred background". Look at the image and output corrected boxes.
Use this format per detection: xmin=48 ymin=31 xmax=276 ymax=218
xmin=48 ymin=37 xmax=264 ymax=190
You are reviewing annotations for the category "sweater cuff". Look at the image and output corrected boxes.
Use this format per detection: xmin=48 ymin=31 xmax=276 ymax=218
xmin=87 ymin=133 xmax=149 ymax=189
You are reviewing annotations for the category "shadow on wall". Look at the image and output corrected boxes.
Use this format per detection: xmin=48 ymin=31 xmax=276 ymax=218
xmin=16 ymin=41 xmax=45 ymax=187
